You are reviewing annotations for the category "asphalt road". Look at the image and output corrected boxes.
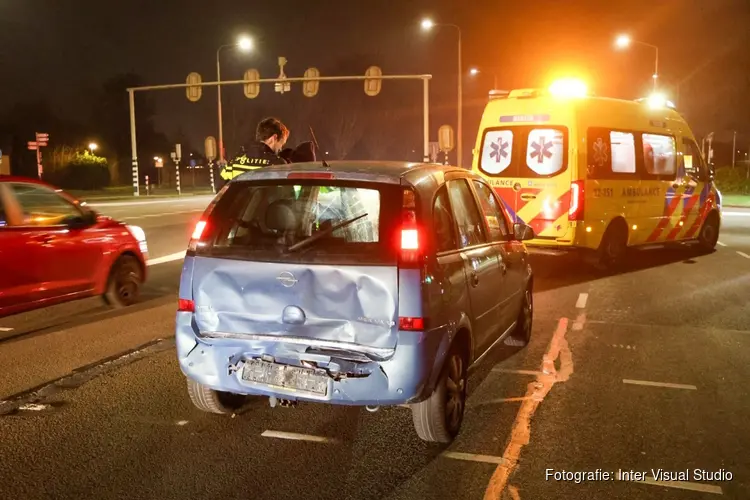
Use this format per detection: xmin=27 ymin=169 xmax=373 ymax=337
xmin=0 ymin=202 xmax=748 ymax=500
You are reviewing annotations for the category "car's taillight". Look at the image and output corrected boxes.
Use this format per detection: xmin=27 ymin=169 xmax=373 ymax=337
xmin=188 ymin=220 xmax=208 ymax=252
xmin=400 ymin=188 xmax=421 ymax=264
xmin=399 ymin=317 xmax=424 ymax=331
xmin=178 ymin=299 xmax=195 ymax=312
xmin=568 ymin=181 xmax=584 ymax=221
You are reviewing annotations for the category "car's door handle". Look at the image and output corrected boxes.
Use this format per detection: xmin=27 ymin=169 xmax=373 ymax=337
xmin=470 ymin=271 xmax=480 ymax=287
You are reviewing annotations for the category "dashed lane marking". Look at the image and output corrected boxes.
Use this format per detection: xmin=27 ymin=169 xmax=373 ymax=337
xmin=721 ymin=211 xmax=750 ymax=217
xmin=622 ymin=379 xmax=697 ymax=390
xmin=737 ymin=251 xmax=750 ymax=259
xmin=622 ymin=475 xmax=723 ymax=495
xmin=442 ymin=452 xmax=508 ymax=465
xmin=147 ymin=251 xmax=186 ymax=266
xmin=261 ymin=430 xmax=336 ymax=443
xmin=717 ymin=241 xmax=727 ymax=247
xmin=575 ymin=293 xmax=588 ymax=309
xmin=0 ymin=327 xmax=13 ymax=332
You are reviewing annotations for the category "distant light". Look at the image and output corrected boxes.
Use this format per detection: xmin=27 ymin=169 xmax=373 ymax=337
xmin=325 ymin=151 xmax=329 ymax=155
xmin=88 ymin=142 xmax=98 ymax=151
xmin=420 ymin=19 xmax=434 ymax=31
xmin=615 ymin=34 xmax=631 ymax=49
xmin=237 ymin=36 xmax=253 ymax=51
xmin=652 ymin=73 xmax=658 ymax=79
xmin=632 ymin=225 xmax=638 ymax=230
xmin=549 ymin=78 xmax=588 ymax=98
xmin=469 ymin=67 xmax=480 ymax=76
xmin=586 ymin=226 xmax=592 ymax=233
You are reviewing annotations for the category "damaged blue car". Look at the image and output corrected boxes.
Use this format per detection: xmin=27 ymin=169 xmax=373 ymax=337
xmin=176 ymin=161 xmax=534 ymax=443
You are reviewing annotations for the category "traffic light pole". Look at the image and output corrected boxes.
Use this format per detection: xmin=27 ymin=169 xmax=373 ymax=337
xmin=127 ymin=73 xmax=432 ymax=196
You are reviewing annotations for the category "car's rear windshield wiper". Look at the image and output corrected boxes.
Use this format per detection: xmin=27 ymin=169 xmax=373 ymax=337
xmin=286 ymin=213 xmax=368 ymax=253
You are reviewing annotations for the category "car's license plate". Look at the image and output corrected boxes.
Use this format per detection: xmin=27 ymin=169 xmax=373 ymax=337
xmin=241 ymin=359 xmax=328 ymax=396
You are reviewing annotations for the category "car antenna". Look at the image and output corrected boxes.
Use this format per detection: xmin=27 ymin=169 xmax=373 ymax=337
xmin=309 ymin=125 xmax=330 ymax=168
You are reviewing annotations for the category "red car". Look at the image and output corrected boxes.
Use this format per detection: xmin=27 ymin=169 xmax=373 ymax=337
xmin=0 ymin=176 xmax=148 ymax=318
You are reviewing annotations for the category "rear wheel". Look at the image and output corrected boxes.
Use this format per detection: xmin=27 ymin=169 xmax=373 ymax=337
xmin=593 ymin=222 xmax=628 ymax=271
xmin=697 ymin=212 xmax=720 ymax=252
xmin=411 ymin=342 xmax=468 ymax=443
xmin=103 ymin=255 xmax=143 ymax=308
xmin=186 ymin=379 xmax=248 ymax=415
xmin=505 ymin=286 xmax=533 ymax=347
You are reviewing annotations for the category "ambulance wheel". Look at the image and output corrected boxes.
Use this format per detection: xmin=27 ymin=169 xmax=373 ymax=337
xmin=595 ymin=221 xmax=628 ymax=271
xmin=697 ymin=212 xmax=720 ymax=252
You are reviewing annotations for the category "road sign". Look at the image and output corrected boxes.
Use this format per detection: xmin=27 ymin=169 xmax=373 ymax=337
xmin=303 ymin=67 xmax=320 ymax=97
xmin=243 ymin=69 xmax=260 ymax=99
xmin=204 ymin=136 xmax=217 ymax=161
xmin=175 ymin=144 xmax=182 ymax=160
xmin=186 ymin=72 xmax=202 ymax=102
xmin=275 ymin=57 xmax=291 ymax=94
xmin=36 ymin=132 xmax=49 ymax=140
xmin=28 ymin=141 xmax=38 ymax=150
xmin=364 ymin=66 xmax=383 ymax=96
xmin=155 ymin=158 xmax=163 ymax=168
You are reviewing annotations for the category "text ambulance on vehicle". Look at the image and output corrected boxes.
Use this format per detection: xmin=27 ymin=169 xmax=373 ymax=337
xmin=471 ymin=78 xmax=722 ymax=269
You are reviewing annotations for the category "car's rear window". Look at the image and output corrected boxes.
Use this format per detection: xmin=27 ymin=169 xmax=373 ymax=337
xmin=200 ymin=179 xmax=401 ymax=265
xmin=479 ymin=125 xmax=569 ymax=179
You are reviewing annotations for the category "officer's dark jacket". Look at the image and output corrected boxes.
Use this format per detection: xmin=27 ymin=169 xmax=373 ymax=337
xmin=220 ymin=142 xmax=287 ymax=181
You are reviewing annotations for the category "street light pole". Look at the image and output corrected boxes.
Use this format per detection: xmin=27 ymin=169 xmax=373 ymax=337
xmin=615 ymin=35 xmax=659 ymax=92
xmin=216 ymin=36 xmax=252 ymax=163
xmin=421 ymin=20 xmax=463 ymax=168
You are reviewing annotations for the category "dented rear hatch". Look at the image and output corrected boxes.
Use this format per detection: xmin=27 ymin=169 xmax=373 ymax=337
xmin=188 ymin=177 xmax=402 ymax=350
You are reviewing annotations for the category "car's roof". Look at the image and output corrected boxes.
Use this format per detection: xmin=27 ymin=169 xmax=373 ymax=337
xmin=236 ymin=160 xmax=472 ymax=185
xmin=0 ymin=175 xmax=55 ymax=187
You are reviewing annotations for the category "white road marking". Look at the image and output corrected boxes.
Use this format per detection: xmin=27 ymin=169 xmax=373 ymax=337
xmin=18 ymin=403 xmax=51 ymax=411
xmin=737 ymin=251 xmax=750 ymax=259
xmin=261 ymin=430 xmax=335 ymax=443
xmin=721 ymin=211 xmax=750 ymax=217
xmin=717 ymin=241 xmax=727 ymax=247
xmin=146 ymin=251 xmax=186 ymax=266
xmin=572 ymin=313 xmax=586 ymax=331
xmin=121 ymin=209 xmax=204 ymax=221
xmin=623 ymin=379 xmax=697 ymax=390
xmin=491 ymin=368 xmax=543 ymax=376
xmin=622 ymin=475 xmax=723 ymax=495
xmin=0 ymin=327 xmax=13 ymax=332
xmin=575 ymin=293 xmax=588 ymax=309
xmin=176 ymin=420 xmax=189 ymax=426
xmin=442 ymin=452 xmax=508 ymax=465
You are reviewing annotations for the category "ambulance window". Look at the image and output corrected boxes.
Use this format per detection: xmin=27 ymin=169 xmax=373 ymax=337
xmin=526 ymin=129 xmax=565 ymax=176
xmin=480 ymin=130 xmax=514 ymax=175
xmin=642 ymin=134 xmax=677 ymax=177
xmin=586 ymin=128 xmax=637 ymax=179
xmin=682 ymin=138 xmax=708 ymax=181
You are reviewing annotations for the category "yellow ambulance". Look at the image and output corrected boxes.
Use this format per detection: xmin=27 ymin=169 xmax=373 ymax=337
xmin=471 ymin=79 xmax=722 ymax=269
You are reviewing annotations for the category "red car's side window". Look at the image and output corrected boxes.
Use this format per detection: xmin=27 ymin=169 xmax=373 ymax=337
xmin=8 ymin=183 xmax=82 ymax=227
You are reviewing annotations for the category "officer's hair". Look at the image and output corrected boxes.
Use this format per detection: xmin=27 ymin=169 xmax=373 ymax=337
xmin=256 ymin=117 xmax=289 ymax=142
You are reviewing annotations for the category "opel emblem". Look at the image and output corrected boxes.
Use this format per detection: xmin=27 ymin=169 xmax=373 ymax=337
xmin=276 ymin=271 xmax=298 ymax=287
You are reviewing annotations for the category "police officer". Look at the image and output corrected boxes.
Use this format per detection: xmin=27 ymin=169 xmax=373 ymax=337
xmin=220 ymin=117 xmax=290 ymax=183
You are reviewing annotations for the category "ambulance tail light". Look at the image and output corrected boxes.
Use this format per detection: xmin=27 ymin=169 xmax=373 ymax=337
xmin=399 ymin=188 xmax=422 ymax=266
xmin=569 ymin=181 xmax=584 ymax=221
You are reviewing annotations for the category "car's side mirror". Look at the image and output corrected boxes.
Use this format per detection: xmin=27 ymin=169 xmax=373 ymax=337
xmin=513 ymin=222 xmax=535 ymax=241
xmin=66 ymin=210 xmax=98 ymax=230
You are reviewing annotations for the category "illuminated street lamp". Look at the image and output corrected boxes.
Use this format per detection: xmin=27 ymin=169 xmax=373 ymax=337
xmin=217 ymin=35 xmax=254 ymax=162
xmin=469 ymin=66 xmax=498 ymax=90
xmin=421 ymin=18 xmax=463 ymax=168
xmin=615 ymin=33 xmax=659 ymax=92
xmin=88 ymin=142 xmax=98 ymax=154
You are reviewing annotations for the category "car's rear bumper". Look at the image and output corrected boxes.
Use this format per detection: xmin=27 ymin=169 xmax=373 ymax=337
xmin=175 ymin=312 xmax=450 ymax=406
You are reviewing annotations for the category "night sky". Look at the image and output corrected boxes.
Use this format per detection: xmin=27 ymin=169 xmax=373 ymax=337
xmin=2 ymin=0 xmax=749 ymax=163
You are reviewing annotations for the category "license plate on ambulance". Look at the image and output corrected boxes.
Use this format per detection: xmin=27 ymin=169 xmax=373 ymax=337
xmin=241 ymin=359 xmax=329 ymax=396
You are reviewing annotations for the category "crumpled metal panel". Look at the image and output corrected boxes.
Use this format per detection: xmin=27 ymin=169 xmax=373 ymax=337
xmin=191 ymin=256 xmax=399 ymax=349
